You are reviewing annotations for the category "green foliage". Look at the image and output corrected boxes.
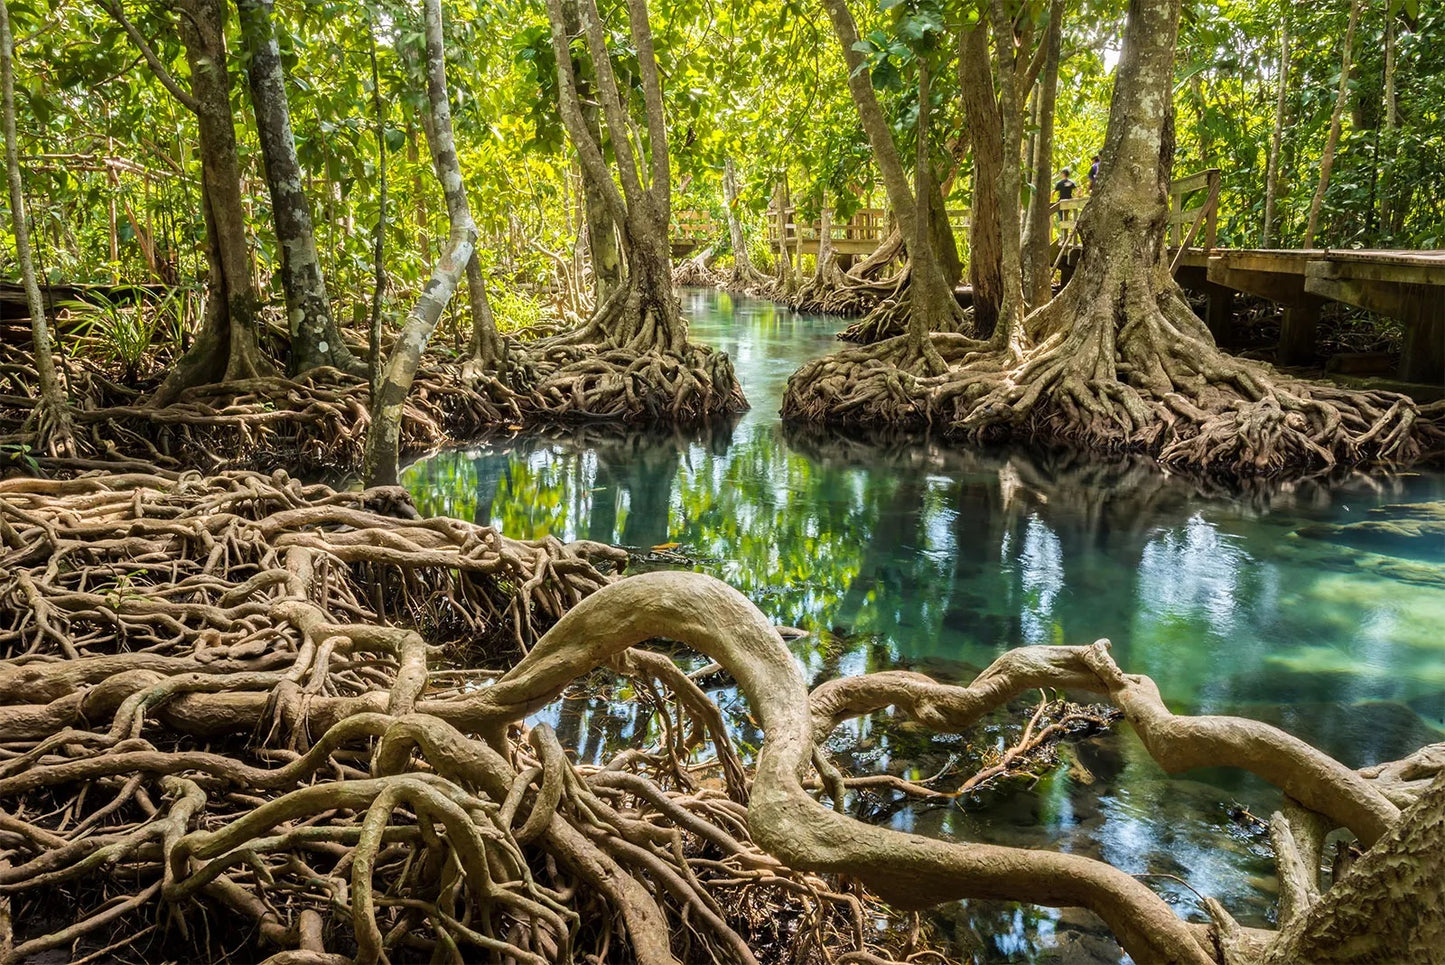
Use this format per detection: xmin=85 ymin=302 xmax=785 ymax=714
xmin=489 ymin=287 xmax=548 ymax=336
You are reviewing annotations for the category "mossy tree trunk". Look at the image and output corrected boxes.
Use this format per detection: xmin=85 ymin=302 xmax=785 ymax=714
xmin=1 ymin=0 xmax=72 ymax=456
xmin=106 ymin=0 xmax=276 ymax=405
xmin=237 ymin=0 xmax=358 ymax=377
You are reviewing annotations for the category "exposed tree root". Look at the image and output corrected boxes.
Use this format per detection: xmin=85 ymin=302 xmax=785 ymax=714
xmin=0 ymin=477 xmax=917 ymax=964
xmin=0 ymin=322 xmax=746 ymax=477
xmin=672 ymin=250 xmax=720 ymax=288
xmin=783 ymin=269 xmax=1445 ymax=478
xmin=506 ymin=281 xmax=748 ymax=428
xmin=3 ymin=497 xmax=1441 ymax=965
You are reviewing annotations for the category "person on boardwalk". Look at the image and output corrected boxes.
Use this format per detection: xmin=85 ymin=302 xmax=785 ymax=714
xmin=1088 ymin=154 xmax=1101 ymax=192
xmin=1055 ymin=168 xmax=1077 ymax=218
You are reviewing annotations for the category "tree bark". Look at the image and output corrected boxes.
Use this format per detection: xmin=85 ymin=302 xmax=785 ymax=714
xmin=819 ymin=0 xmax=959 ymax=317
xmin=908 ymin=58 xmax=949 ymax=373
xmin=465 ymin=253 xmax=501 ymax=367
xmin=959 ymin=20 xmax=1004 ymax=332
xmin=773 ymin=180 xmax=797 ymax=292
xmin=722 ymin=155 xmax=762 ymax=284
xmin=1262 ymin=771 xmax=1445 ymax=963
xmin=544 ymin=0 xmax=688 ymax=353
xmin=987 ymin=0 xmax=1028 ymax=348
xmin=1 ymin=0 xmax=73 ymax=455
xmin=1378 ymin=10 xmax=1399 ymax=236
xmin=149 ymin=0 xmax=273 ymax=405
xmin=559 ymin=0 xmax=623 ymax=304
xmin=1303 ymin=0 xmax=1362 ymax=249
xmin=1261 ymin=7 xmax=1289 ymax=247
xmin=1021 ymin=0 xmax=1064 ymax=309
xmin=236 ymin=0 xmax=358 ymax=377
xmin=366 ymin=16 xmax=387 ymax=400
xmin=361 ymin=0 xmax=475 ymax=486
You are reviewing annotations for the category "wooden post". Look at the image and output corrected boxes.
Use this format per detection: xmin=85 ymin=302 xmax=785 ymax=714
xmin=1279 ymin=295 xmax=1324 ymax=366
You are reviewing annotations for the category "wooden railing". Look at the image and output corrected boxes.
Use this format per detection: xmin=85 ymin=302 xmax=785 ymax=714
xmin=671 ymin=209 xmax=720 ymax=245
xmin=1167 ymin=168 xmax=1221 ymax=250
xmin=673 ymin=167 xmax=1223 ymax=262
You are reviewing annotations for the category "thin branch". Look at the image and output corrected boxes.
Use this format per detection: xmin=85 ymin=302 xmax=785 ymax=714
xmin=99 ymin=0 xmax=201 ymax=114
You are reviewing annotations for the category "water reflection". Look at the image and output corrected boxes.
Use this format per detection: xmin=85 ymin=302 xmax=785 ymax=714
xmin=405 ymin=289 xmax=1445 ymax=961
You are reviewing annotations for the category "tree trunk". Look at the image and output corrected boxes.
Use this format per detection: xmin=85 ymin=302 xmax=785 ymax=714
xmin=909 ymin=60 xmax=950 ymax=373
xmin=560 ymin=0 xmax=623 ymax=304
xmin=813 ymin=194 xmax=838 ymax=287
xmin=773 ymin=180 xmax=797 ymax=292
xmin=722 ymin=155 xmax=762 ymax=284
xmin=1303 ymin=0 xmax=1362 ymax=249
xmin=544 ymin=0 xmax=688 ymax=354
xmin=362 ymin=0 xmax=475 ymax=487
xmin=987 ymin=0 xmax=1028 ymax=348
xmin=465 ymin=253 xmax=501 ymax=367
xmin=1021 ymin=0 xmax=1064 ymax=309
xmin=582 ymin=174 xmax=622 ymax=302
xmin=1378 ymin=10 xmax=1399 ymax=237
xmin=366 ymin=15 xmax=387 ymax=400
xmin=1 ymin=0 xmax=72 ymax=456
xmin=152 ymin=0 xmax=273 ymax=405
xmin=959 ymin=20 xmax=1004 ymax=333
xmin=1261 ymin=7 xmax=1289 ymax=247
xmin=237 ymin=0 xmax=357 ymax=377
xmin=820 ymin=0 xmax=958 ymax=321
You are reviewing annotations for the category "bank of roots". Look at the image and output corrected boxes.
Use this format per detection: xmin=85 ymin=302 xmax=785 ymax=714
xmin=0 ymin=326 xmax=747 ymax=477
xmin=782 ymin=276 xmax=1445 ymax=477
xmin=0 ymin=474 xmax=915 ymax=964
xmin=3 ymin=477 xmax=1442 ymax=962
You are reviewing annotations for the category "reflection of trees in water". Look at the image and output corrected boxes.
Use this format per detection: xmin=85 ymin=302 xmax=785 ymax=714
xmin=411 ymin=420 xmax=1444 ymax=763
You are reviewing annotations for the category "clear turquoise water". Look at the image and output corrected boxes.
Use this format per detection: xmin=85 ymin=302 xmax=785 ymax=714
xmin=405 ymin=288 xmax=1445 ymax=962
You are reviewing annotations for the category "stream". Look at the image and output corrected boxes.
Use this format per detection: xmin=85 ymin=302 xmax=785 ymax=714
xmin=404 ymin=288 xmax=1445 ymax=962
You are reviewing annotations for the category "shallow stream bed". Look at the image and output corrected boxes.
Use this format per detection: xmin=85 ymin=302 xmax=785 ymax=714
xmin=405 ymin=289 xmax=1445 ymax=962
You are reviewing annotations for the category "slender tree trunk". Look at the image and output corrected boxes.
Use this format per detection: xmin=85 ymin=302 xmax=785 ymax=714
xmin=960 ymin=20 xmax=1004 ymax=332
xmin=909 ymin=59 xmax=948 ymax=372
xmin=820 ymin=0 xmax=957 ymax=320
xmin=362 ymin=0 xmax=475 ymax=486
xmin=560 ymin=0 xmax=623 ymax=304
xmin=465 ymin=253 xmax=501 ymax=366
xmin=987 ymin=0 xmax=1027 ymax=349
xmin=1022 ymin=0 xmax=1064 ymax=309
xmin=1303 ymin=0 xmax=1362 ymax=249
xmin=722 ymin=155 xmax=760 ymax=283
xmin=367 ymin=16 xmax=387 ymax=401
xmin=1 ymin=0 xmax=72 ymax=456
xmin=237 ymin=0 xmax=357 ymax=377
xmin=1262 ymin=8 xmax=1290 ymax=247
xmin=1378 ymin=10 xmax=1398 ymax=236
xmin=151 ymin=0 xmax=273 ymax=405
xmin=774 ymin=180 xmax=797 ymax=292
xmin=813 ymin=193 xmax=838 ymax=286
